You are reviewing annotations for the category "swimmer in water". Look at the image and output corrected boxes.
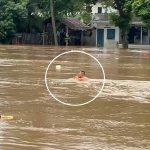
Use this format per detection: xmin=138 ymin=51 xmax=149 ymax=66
xmin=74 ymin=71 xmax=88 ymax=81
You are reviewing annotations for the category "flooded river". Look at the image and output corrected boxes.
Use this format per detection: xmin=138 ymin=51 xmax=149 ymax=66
xmin=0 ymin=45 xmax=150 ymax=150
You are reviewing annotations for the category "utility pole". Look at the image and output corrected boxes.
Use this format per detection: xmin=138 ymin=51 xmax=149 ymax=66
xmin=50 ymin=0 xmax=58 ymax=46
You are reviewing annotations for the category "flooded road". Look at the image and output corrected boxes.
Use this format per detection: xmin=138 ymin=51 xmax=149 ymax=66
xmin=0 ymin=45 xmax=150 ymax=150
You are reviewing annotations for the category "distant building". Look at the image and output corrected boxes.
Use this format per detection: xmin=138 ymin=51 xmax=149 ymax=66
xmin=91 ymin=2 xmax=150 ymax=49
xmin=60 ymin=18 xmax=90 ymax=46
xmin=44 ymin=17 xmax=90 ymax=46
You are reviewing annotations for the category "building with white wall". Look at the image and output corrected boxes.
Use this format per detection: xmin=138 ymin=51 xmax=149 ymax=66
xmin=91 ymin=2 xmax=119 ymax=48
xmin=90 ymin=2 xmax=150 ymax=49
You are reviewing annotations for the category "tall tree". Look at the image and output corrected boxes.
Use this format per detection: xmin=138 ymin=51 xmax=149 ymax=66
xmin=26 ymin=0 xmax=47 ymax=33
xmin=26 ymin=0 xmax=97 ymax=44
xmin=50 ymin=0 xmax=58 ymax=45
xmin=101 ymin=0 xmax=133 ymax=48
xmin=0 ymin=0 xmax=27 ymax=43
xmin=111 ymin=0 xmax=133 ymax=48
xmin=133 ymin=0 xmax=150 ymax=27
xmin=0 ymin=0 xmax=97 ymax=43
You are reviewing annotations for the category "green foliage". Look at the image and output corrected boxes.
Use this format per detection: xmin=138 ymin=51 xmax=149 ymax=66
xmin=110 ymin=0 xmax=132 ymax=31
xmin=26 ymin=0 xmax=97 ymax=22
xmin=0 ymin=0 xmax=97 ymax=43
xmin=24 ymin=0 xmax=96 ymax=33
xmin=0 ymin=0 xmax=27 ymax=43
xmin=133 ymin=0 xmax=150 ymax=27
xmin=54 ymin=0 xmax=97 ymax=22
xmin=26 ymin=0 xmax=49 ymax=33
xmin=79 ymin=12 xmax=92 ymax=24
xmin=1 ymin=0 xmax=150 ymax=44
xmin=102 ymin=0 xmax=133 ymax=48
xmin=0 ymin=19 xmax=15 ymax=42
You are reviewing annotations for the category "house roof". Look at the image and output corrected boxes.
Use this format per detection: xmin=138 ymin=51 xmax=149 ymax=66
xmin=62 ymin=18 xmax=90 ymax=31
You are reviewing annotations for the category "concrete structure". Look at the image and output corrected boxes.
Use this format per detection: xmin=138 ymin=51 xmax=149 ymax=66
xmin=91 ymin=2 xmax=150 ymax=49
xmin=82 ymin=29 xmax=96 ymax=46
xmin=91 ymin=2 xmax=119 ymax=48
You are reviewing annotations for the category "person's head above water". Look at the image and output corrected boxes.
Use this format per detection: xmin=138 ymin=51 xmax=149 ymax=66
xmin=74 ymin=71 xmax=88 ymax=81
xmin=77 ymin=71 xmax=86 ymax=78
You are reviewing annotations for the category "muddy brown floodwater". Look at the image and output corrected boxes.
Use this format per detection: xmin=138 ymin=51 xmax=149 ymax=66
xmin=0 ymin=45 xmax=150 ymax=150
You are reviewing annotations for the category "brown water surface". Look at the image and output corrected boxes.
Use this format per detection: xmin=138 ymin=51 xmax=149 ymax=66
xmin=0 ymin=45 xmax=150 ymax=150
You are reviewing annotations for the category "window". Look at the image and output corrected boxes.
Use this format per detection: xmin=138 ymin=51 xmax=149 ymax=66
xmin=98 ymin=7 xmax=102 ymax=13
xmin=107 ymin=29 xmax=115 ymax=39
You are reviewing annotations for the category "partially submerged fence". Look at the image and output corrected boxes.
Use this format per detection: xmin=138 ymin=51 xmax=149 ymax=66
xmin=12 ymin=33 xmax=50 ymax=45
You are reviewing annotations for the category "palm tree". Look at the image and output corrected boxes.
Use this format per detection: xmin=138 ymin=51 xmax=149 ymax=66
xmin=50 ymin=0 xmax=58 ymax=45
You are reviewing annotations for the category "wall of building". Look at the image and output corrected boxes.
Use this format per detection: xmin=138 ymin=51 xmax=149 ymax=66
xmin=92 ymin=2 xmax=116 ymax=14
xmin=104 ymin=27 xmax=119 ymax=48
xmin=92 ymin=2 xmax=119 ymax=48
xmin=96 ymin=27 xmax=119 ymax=48
xmin=92 ymin=2 xmax=150 ymax=48
xmin=83 ymin=29 xmax=96 ymax=46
